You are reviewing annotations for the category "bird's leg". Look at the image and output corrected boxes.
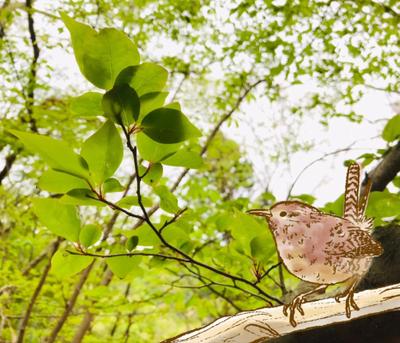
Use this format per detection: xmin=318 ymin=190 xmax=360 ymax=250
xmin=283 ymin=284 xmax=327 ymax=327
xmin=334 ymin=276 xmax=360 ymax=318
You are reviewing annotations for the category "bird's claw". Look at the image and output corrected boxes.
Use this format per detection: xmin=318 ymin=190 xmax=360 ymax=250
xmin=335 ymin=290 xmax=359 ymax=318
xmin=283 ymin=295 xmax=305 ymax=327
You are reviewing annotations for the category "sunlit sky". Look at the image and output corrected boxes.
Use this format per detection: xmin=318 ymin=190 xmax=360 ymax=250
xmin=233 ymin=86 xmax=394 ymax=205
xmin=15 ymin=1 xmax=398 ymax=207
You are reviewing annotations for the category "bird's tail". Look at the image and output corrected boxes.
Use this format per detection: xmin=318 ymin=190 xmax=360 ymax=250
xmin=344 ymin=163 xmax=361 ymax=223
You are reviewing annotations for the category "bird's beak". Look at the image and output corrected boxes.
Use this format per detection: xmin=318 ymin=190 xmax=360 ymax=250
xmin=246 ymin=209 xmax=271 ymax=218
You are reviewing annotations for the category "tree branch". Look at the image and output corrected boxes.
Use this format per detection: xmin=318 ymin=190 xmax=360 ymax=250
xmin=0 ymin=152 xmax=17 ymax=185
xmin=66 ymin=250 xmax=190 ymax=263
xmin=367 ymin=141 xmax=400 ymax=192
xmin=15 ymin=238 xmax=61 ymax=343
xmin=70 ymin=78 xmax=269 ymax=342
xmin=46 ymin=262 xmax=95 ymax=343
xmin=24 ymin=0 xmax=39 ymax=133
xmin=165 ymin=282 xmax=400 ymax=343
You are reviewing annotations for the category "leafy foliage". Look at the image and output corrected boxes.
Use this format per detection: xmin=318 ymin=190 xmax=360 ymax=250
xmin=61 ymin=12 xmax=140 ymax=89
xmin=1 ymin=2 xmax=400 ymax=342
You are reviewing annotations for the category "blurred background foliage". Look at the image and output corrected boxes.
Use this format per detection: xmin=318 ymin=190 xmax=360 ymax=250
xmin=0 ymin=0 xmax=400 ymax=342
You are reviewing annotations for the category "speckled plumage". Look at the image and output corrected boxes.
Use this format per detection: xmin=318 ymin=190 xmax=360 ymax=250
xmin=248 ymin=163 xmax=383 ymax=327
xmin=268 ymin=201 xmax=381 ymax=285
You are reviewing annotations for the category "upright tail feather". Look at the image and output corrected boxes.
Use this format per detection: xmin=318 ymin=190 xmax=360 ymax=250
xmin=344 ymin=163 xmax=360 ymax=222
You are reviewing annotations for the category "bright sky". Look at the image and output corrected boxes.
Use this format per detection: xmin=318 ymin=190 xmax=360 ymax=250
xmin=16 ymin=1 xmax=398 ymax=208
xmin=228 ymin=87 xmax=394 ymax=205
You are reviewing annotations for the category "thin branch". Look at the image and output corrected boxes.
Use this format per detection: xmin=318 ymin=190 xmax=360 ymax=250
xmin=67 ymin=173 xmax=136 ymax=343
xmin=70 ymin=269 xmax=113 ymax=343
xmin=120 ymin=126 xmax=283 ymax=305
xmin=286 ymin=145 xmax=356 ymax=199
xmin=71 ymin=77 xmax=273 ymax=342
xmin=66 ymin=250 xmax=190 ymax=263
xmin=92 ymin=196 xmax=145 ymax=221
xmin=255 ymin=261 xmax=282 ymax=285
xmin=15 ymin=238 xmax=61 ymax=343
xmin=368 ymin=0 xmax=400 ymax=18
xmin=0 ymin=0 xmax=10 ymax=38
xmin=200 ymin=79 xmax=266 ymax=157
xmin=46 ymin=261 xmax=95 ymax=343
xmin=0 ymin=0 xmax=40 ymax=185
xmin=0 ymin=153 xmax=17 ymax=185
xmin=24 ymin=0 xmax=39 ymax=133
xmin=22 ymin=238 xmax=61 ymax=276
xmin=109 ymin=283 xmax=131 ymax=337
xmin=205 ymin=285 xmax=243 ymax=312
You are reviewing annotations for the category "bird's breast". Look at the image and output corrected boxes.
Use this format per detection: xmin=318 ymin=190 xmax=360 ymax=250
xmin=273 ymin=219 xmax=359 ymax=284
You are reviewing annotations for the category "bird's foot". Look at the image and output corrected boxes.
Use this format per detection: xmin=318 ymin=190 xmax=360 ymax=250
xmin=283 ymin=295 xmax=305 ymax=327
xmin=335 ymin=289 xmax=359 ymax=318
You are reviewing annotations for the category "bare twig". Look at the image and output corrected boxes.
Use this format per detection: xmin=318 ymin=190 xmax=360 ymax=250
xmin=15 ymin=238 xmax=61 ymax=343
xmin=66 ymin=250 xmax=190 ymax=263
xmin=286 ymin=145 xmax=355 ymax=200
xmin=24 ymin=0 xmax=39 ymax=133
xmin=46 ymin=261 xmax=95 ymax=343
xmin=22 ymin=238 xmax=61 ymax=276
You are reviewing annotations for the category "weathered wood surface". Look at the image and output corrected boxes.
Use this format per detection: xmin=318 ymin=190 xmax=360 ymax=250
xmin=165 ymin=283 xmax=400 ymax=343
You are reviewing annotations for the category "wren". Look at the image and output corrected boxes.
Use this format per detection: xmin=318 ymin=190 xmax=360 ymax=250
xmin=247 ymin=163 xmax=383 ymax=327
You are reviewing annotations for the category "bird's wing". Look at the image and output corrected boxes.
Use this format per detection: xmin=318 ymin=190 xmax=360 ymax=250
xmin=325 ymin=228 xmax=383 ymax=258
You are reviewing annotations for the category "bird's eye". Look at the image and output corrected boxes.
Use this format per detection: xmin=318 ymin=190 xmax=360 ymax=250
xmin=280 ymin=211 xmax=287 ymax=217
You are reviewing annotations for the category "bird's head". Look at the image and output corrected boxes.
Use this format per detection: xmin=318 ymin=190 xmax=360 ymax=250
xmin=247 ymin=201 xmax=318 ymax=231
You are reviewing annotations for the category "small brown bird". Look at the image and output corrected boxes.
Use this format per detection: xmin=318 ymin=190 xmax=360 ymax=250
xmin=247 ymin=163 xmax=383 ymax=327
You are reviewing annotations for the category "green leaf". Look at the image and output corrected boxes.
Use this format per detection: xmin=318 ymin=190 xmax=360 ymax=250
xmin=133 ymin=223 xmax=159 ymax=246
xmin=38 ymin=169 xmax=89 ymax=193
xmin=382 ymin=114 xmax=400 ymax=142
xmin=142 ymin=163 xmax=163 ymax=185
xmin=115 ymin=63 xmax=168 ymax=96
xmin=366 ymin=191 xmax=400 ymax=218
xmin=139 ymin=92 xmax=168 ymax=121
xmin=61 ymin=13 xmax=140 ymax=89
xmin=103 ymin=178 xmax=124 ymax=193
xmin=70 ymin=92 xmax=103 ymax=117
xmin=290 ymin=194 xmax=316 ymax=205
xmin=116 ymin=195 xmax=152 ymax=208
xmin=230 ymin=210 xmax=269 ymax=255
xmin=102 ymin=83 xmax=140 ymax=125
xmin=162 ymin=224 xmax=189 ymax=248
xmin=154 ymin=185 xmax=179 ymax=213
xmin=136 ymin=132 xmax=181 ymax=162
xmin=106 ymin=247 xmax=141 ymax=278
xmin=162 ymin=149 xmax=203 ymax=169
xmin=164 ymin=102 xmax=181 ymax=110
xmin=323 ymin=195 xmax=344 ymax=216
xmin=79 ymin=224 xmax=102 ymax=248
xmin=81 ymin=120 xmax=123 ymax=184
xmin=51 ymin=250 xmax=93 ymax=278
xmin=141 ymin=108 xmax=201 ymax=143
xmin=250 ymin=235 xmax=274 ymax=263
xmin=9 ymin=130 xmax=89 ymax=178
xmin=126 ymin=236 xmax=139 ymax=252
xmin=33 ymin=198 xmax=81 ymax=241
xmin=62 ymin=188 xmax=105 ymax=207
